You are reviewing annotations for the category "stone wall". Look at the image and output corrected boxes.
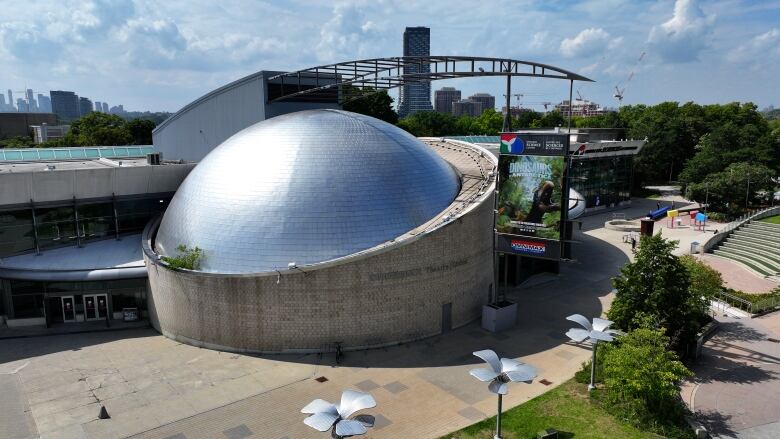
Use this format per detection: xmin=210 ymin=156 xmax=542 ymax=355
xmin=144 ymin=196 xmax=494 ymax=354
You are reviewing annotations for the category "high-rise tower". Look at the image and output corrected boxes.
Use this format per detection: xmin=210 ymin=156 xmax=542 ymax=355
xmin=397 ymin=27 xmax=433 ymax=118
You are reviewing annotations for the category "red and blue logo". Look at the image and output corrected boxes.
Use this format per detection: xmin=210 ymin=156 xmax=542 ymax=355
xmin=500 ymin=134 xmax=525 ymax=154
xmin=510 ymin=240 xmax=546 ymax=255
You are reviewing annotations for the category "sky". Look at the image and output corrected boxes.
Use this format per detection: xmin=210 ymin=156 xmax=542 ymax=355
xmin=0 ymin=0 xmax=778 ymax=113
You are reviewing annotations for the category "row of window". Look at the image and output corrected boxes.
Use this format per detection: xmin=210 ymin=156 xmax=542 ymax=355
xmin=0 ymin=197 xmax=169 ymax=258
xmin=570 ymin=156 xmax=634 ymax=208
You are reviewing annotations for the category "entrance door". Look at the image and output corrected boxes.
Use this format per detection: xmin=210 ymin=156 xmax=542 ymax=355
xmin=83 ymin=294 xmax=107 ymax=321
xmin=61 ymin=296 xmax=76 ymax=322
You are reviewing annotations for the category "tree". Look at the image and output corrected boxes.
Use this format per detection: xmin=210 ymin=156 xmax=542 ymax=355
xmin=397 ymin=111 xmax=458 ymax=137
xmin=62 ymin=112 xmax=132 ymax=146
xmin=342 ymin=87 xmax=399 ymax=124
xmin=686 ymin=161 xmax=775 ymax=213
xmin=608 ymin=234 xmax=705 ymax=350
xmin=125 ymin=118 xmax=156 ymax=145
xmin=680 ymin=255 xmax=722 ymax=314
xmin=601 ymin=326 xmax=692 ymax=426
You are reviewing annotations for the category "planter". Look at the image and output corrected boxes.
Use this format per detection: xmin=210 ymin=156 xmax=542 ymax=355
xmin=482 ymin=301 xmax=518 ymax=332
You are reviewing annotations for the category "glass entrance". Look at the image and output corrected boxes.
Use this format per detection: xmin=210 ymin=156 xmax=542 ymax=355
xmin=62 ymin=296 xmax=76 ymax=322
xmin=83 ymin=294 xmax=107 ymax=321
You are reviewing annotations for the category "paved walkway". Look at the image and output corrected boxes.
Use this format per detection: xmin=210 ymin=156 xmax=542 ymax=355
xmin=683 ymin=312 xmax=780 ymax=438
xmin=697 ymin=254 xmax=779 ymax=293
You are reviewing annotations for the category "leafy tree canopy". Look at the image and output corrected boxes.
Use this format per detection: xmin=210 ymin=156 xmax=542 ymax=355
xmin=342 ymin=87 xmax=399 ymax=124
xmin=59 ymin=112 xmax=156 ymax=147
xmin=608 ymin=233 xmax=706 ymax=349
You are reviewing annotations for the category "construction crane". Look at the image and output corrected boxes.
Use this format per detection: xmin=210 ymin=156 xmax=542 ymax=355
xmin=614 ymin=51 xmax=646 ymax=106
xmin=14 ymin=87 xmax=42 ymax=111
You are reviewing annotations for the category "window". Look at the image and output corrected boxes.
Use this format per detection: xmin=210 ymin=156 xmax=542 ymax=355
xmin=77 ymin=203 xmax=115 ymax=242
xmin=0 ymin=209 xmax=35 ymax=257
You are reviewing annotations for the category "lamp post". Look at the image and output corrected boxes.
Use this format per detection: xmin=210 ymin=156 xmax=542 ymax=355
xmin=564 ymin=314 xmax=620 ymax=391
xmin=302 ymin=389 xmax=376 ymax=438
xmin=469 ymin=349 xmax=537 ymax=439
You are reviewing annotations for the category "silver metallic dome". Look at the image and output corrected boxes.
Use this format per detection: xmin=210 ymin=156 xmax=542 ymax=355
xmin=156 ymin=109 xmax=460 ymax=274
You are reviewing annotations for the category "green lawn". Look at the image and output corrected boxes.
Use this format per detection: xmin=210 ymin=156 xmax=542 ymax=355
xmin=441 ymin=380 xmax=669 ymax=439
xmin=760 ymin=215 xmax=780 ymax=224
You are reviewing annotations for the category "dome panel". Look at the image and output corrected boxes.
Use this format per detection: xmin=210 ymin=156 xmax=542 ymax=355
xmin=155 ymin=110 xmax=460 ymax=273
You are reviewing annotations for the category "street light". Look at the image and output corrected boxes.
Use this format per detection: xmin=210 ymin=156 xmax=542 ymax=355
xmin=301 ymin=389 xmax=376 ymax=438
xmin=469 ymin=349 xmax=537 ymax=439
xmin=565 ymin=314 xmax=620 ymax=391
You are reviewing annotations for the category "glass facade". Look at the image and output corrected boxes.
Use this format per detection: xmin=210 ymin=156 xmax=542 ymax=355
xmin=569 ymin=155 xmax=634 ymax=208
xmin=1 ymin=194 xmax=169 ymax=323
xmin=3 ymin=278 xmax=147 ymax=322
xmin=0 ymin=195 xmax=170 ymax=258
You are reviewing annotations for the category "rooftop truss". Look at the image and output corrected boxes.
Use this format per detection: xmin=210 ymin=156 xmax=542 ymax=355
xmin=267 ymin=56 xmax=593 ymax=103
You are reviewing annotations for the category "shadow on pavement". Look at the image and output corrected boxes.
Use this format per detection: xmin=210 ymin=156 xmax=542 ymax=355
xmin=0 ymin=327 xmax=158 ymax=366
xmin=714 ymin=320 xmax=769 ymax=343
xmin=697 ymin=410 xmax=739 ymax=438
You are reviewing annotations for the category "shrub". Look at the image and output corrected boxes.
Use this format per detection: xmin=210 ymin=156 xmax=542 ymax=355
xmin=601 ymin=326 xmax=693 ymax=436
xmin=161 ymin=244 xmax=203 ymax=270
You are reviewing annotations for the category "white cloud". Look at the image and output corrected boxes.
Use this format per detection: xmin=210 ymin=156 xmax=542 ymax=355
xmin=560 ymin=28 xmax=615 ymax=58
xmin=316 ymin=3 xmax=384 ymax=62
xmin=647 ymin=0 xmax=715 ymax=63
xmin=727 ymin=28 xmax=780 ymax=65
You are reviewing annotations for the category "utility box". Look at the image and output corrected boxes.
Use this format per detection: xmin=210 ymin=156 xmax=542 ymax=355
xmin=482 ymin=301 xmax=517 ymax=332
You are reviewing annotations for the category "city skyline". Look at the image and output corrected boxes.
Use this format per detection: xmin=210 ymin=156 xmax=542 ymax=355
xmin=0 ymin=1 xmax=777 ymax=114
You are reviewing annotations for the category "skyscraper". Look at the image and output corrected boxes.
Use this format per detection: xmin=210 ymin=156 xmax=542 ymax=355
xmin=397 ymin=26 xmax=433 ymax=118
xmin=434 ymin=87 xmax=461 ymax=114
xmin=7 ymin=90 xmax=13 ymax=109
xmin=26 ymin=89 xmax=37 ymax=112
xmin=452 ymin=99 xmax=483 ymax=117
xmin=94 ymin=101 xmax=102 ymax=112
xmin=79 ymin=97 xmax=93 ymax=116
xmin=37 ymin=94 xmax=52 ymax=113
xmin=102 ymin=102 xmax=108 ymax=113
xmin=16 ymin=98 xmax=28 ymax=112
xmin=50 ymin=90 xmax=80 ymax=120
xmin=468 ymin=93 xmax=495 ymax=114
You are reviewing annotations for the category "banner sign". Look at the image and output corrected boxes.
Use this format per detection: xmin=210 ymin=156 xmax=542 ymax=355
xmin=496 ymin=234 xmax=561 ymax=260
xmin=500 ymin=133 xmax=567 ymax=156
xmin=495 ymin=132 xmax=570 ymax=261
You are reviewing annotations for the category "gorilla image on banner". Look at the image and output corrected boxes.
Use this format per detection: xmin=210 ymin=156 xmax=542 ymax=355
xmin=496 ymin=155 xmax=564 ymax=240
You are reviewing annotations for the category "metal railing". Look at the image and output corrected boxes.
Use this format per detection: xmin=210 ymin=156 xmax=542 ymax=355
xmin=714 ymin=290 xmax=780 ymax=315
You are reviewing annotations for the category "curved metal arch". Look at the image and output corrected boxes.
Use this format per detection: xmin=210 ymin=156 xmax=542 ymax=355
xmin=267 ymin=56 xmax=593 ymax=103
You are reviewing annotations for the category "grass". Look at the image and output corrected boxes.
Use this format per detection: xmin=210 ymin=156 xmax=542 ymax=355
xmin=440 ymin=380 xmax=669 ymax=439
xmin=760 ymin=215 xmax=780 ymax=224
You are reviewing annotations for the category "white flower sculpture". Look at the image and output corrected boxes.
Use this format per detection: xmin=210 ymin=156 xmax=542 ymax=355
xmin=565 ymin=314 xmax=620 ymax=344
xmin=301 ymin=389 xmax=376 ymax=438
xmin=565 ymin=313 xmax=622 ymax=390
xmin=469 ymin=349 xmax=538 ymax=394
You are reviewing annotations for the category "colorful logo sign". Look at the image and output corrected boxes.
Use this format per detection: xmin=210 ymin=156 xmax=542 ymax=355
xmin=510 ymin=239 xmax=546 ymax=255
xmin=500 ymin=134 xmax=525 ymax=154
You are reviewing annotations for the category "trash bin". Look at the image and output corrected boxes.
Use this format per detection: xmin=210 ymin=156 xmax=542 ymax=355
xmin=690 ymin=241 xmax=700 ymax=254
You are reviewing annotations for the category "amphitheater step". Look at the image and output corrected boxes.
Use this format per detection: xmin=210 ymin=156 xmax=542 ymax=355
xmin=733 ymin=230 xmax=780 ymax=244
xmin=712 ymin=249 xmax=775 ymax=276
xmin=723 ymin=237 xmax=779 ymax=256
xmin=745 ymin=222 xmax=780 ymax=234
xmin=720 ymin=242 xmax=780 ymax=266
xmin=715 ymin=245 xmax=780 ymax=272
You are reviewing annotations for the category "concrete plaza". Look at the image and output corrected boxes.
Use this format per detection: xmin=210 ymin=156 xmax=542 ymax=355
xmin=0 ymin=197 xmax=757 ymax=439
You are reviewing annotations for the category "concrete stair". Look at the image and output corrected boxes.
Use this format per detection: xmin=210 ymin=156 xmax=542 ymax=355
xmin=711 ymin=220 xmax=780 ymax=278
